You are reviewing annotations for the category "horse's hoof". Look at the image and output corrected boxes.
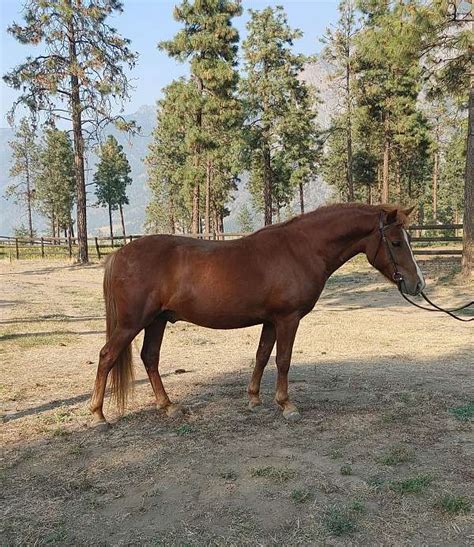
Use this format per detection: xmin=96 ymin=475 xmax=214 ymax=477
xmin=91 ymin=420 xmax=110 ymax=432
xmin=283 ymin=409 xmax=301 ymax=422
xmin=165 ymin=404 xmax=184 ymax=417
xmin=248 ymin=400 xmax=262 ymax=411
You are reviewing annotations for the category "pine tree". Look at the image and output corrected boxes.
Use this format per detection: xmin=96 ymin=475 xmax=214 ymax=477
xmin=94 ymin=135 xmax=132 ymax=241
xmin=4 ymin=0 xmax=137 ymax=262
xmin=241 ymin=6 xmax=318 ymax=224
xmin=322 ymin=0 xmax=358 ymax=201
xmin=6 ymin=118 xmax=39 ymax=239
xmin=146 ymin=80 xmax=192 ymax=234
xmin=159 ymin=0 xmax=242 ymax=235
xmin=237 ymin=204 xmax=254 ymax=233
xmin=355 ymin=0 xmax=428 ymax=204
xmin=407 ymin=0 xmax=473 ymax=274
xmin=438 ymin=122 xmax=466 ymax=225
xmin=36 ymin=128 xmax=75 ymax=238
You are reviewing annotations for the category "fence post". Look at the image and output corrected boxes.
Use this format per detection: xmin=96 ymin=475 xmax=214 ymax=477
xmin=68 ymin=234 xmax=72 ymax=259
xmin=41 ymin=237 xmax=45 ymax=258
xmin=15 ymin=238 xmax=19 ymax=260
xmin=129 ymin=235 xmax=133 ymax=244
xmin=95 ymin=237 xmax=101 ymax=260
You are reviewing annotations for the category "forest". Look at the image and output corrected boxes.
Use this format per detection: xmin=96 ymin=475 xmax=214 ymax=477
xmin=3 ymin=0 xmax=473 ymax=275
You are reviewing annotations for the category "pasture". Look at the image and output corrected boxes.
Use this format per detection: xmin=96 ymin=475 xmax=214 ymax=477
xmin=1 ymin=257 xmax=472 ymax=545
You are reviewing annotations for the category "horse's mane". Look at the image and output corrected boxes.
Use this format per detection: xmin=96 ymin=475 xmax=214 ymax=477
xmin=252 ymin=202 xmax=410 ymax=235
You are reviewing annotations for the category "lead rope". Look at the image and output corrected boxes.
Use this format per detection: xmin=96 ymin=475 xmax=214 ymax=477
xmin=377 ymin=214 xmax=473 ymax=322
xmin=398 ymin=290 xmax=474 ymax=322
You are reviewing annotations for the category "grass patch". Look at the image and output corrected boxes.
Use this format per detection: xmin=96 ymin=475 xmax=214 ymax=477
xmin=435 ymin=495 xmax=471 ymax=515
xmin=250 ymin=466 xmax=297 ymax=483
xmin=323 ymin=507 xmax=356 ymax=537
xmin=350 ymin=500 xmax=366 ymax=513
xmin=380 ymin=444 xmax=415 ymax=466
xmin=176 ymin=424 xmax=194 ymax=435
xmin=389 ymin=474 xmax=433 ymax=494
xmin=381 ymin=408 xmax=410 ymax=424
xmin=290 ymin=488 xmax=312 ymax=503
xmin=329 ymin=448 xmax=343 ymax=460
xmin=52 ymin=427 xmax=70 ymax=438
xmin=43 ymin=526 xmax=69 ymax=544
xmin=366 ymin=476 xmax=385 ymax=489
xmin=340 ymin=464 xmax=352 ymax=476
xmin=399 ymin=392 xmax=412 ymax=404
xmin=449 ymin=402 xmax=474 ymax=422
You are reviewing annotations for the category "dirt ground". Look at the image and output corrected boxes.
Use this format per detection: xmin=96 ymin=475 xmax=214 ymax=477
xmin=1 ymin=256 xmax=473 ymax=546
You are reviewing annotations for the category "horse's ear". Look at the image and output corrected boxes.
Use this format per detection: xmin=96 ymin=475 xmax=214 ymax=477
xmin=385 ymin=209 xmax=398 ymax=225
xmin=402 ymin=205 xmax=416 ymax=217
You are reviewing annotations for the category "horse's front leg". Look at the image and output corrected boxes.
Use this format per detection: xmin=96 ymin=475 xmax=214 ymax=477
xmin=274 ymin=315 xmax=301 ymax=421
xmin=248 ymin=323 xmax=276 ymax=409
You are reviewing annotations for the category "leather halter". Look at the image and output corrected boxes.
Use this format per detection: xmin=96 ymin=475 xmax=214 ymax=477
xmin=375 ymin=213 xmax=473 ymax=322
xmin=374 ymin=213 xmax=404 ymax=286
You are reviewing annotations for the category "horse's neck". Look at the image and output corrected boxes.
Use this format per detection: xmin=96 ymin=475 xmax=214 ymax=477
xmin=297 ymin=207 xmax=376 ymax=277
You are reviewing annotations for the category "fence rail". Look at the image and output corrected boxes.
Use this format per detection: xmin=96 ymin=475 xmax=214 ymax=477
xmin=0 ymin=223 xmax=465 ymax=260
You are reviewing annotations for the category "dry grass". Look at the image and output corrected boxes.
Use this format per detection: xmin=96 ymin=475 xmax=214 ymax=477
xmin=0 ymin=256 xmax=473 ymax=545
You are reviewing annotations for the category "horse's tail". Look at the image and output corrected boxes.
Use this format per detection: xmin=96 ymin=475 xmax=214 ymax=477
xmin=103 ymin=252 xmax=134 ymax=414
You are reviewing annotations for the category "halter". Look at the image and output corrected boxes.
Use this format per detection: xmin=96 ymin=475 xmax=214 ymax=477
xmin=375 ymin=213 xmax=473 ymax=322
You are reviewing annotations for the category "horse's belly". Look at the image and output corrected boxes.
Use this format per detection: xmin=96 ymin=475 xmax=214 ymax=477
xmin=163 ymin=308 xmax=262 ymax=330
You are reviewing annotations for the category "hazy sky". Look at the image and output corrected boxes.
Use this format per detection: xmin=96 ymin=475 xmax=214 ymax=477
xmin=0 ymin=0 xmax=339 ymax=127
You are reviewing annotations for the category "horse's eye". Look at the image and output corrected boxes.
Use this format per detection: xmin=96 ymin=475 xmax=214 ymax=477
xmin=391 ymin=241 xmax=402 ymax=247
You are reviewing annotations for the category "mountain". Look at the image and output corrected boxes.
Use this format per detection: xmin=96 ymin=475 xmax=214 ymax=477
xmin=0 ymin=61 xmax=334 ymax=236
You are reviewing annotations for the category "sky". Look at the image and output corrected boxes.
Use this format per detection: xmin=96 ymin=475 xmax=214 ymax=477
xmin=0 ymin=0 xmax=340 ymax=128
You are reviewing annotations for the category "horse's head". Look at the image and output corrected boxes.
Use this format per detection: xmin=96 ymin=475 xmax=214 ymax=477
xmin=366 ymin=206 xmax=425 ymax=296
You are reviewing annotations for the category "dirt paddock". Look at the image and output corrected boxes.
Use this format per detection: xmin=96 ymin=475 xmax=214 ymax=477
xmin=1 ymin=256 xmax=473 ymax=545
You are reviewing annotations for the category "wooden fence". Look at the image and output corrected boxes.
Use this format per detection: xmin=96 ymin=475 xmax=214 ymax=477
xmin=0 ymin=223 xmax=464 ymax=260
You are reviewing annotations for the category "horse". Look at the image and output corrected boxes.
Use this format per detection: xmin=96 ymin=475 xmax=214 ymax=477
xmin=89 ymin=203 xmax=425 ymax=428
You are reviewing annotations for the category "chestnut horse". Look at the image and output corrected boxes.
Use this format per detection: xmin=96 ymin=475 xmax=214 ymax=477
xmin=89 ymin=203 xmax=425 ymax=427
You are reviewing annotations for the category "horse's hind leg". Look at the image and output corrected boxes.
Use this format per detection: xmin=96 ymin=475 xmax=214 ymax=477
xmin=90 ymin=326 xmax=137 ymax=427
xmin=274 ymin=315 xmax=301 ymax=421
xmin=141 ymin=317 xmax=182 ymax=417
xmin=248 ymin=323 xmax=276 ymax=409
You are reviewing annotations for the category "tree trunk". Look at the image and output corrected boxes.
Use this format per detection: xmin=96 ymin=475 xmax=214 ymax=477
xmin=263 ymin=144 xmax=272 ymax=225
xmin=219 ymin=213 xmax=224 ymax=239
xmin=382 ymin=117 xmax=390 ymax=203
xmin=25 ymin=169 xmax=33 ymax=239
xmin=432 ymin=119 xmax=440 ymax=221
xmin=192 ymin=75 xmax=203 ymax=236
xmin=343 ymin=5 xmax=354 ymax=202
xmin=51 ymin=211 xmax=55 ymax=238
xmin=169 ymin=195 xmax=176 ymax=234
xmin=205 ymin=159 xmax=211 ymax=238
xmin=299 ymin=182 xmax=305 ymax=214
xmin=67 ymin=6 xmax=88 ymax=263
xmin=345 ymin=65 xmax=354 ymax=202
xmin=192 ymin=184 xmax=200 ymax=235
xmin=212 ymin=207 xmax=219 ymax=239
xmin=377 ymin=165 xmax=382 ymax=201
xmin=395 ymin=160 xmax=401 ymax=201
xmin=461 ymin=79 xmax=474 ymax=278
xmin=432 ymin=150 xmax=439 ymax=221
xmin=108 ymin=202 xmax=114 ymax=247
xmin=119 ymin=203 xmax=126 ymax=241
xmin=346 ymin=123 xmax=354 ymax=202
